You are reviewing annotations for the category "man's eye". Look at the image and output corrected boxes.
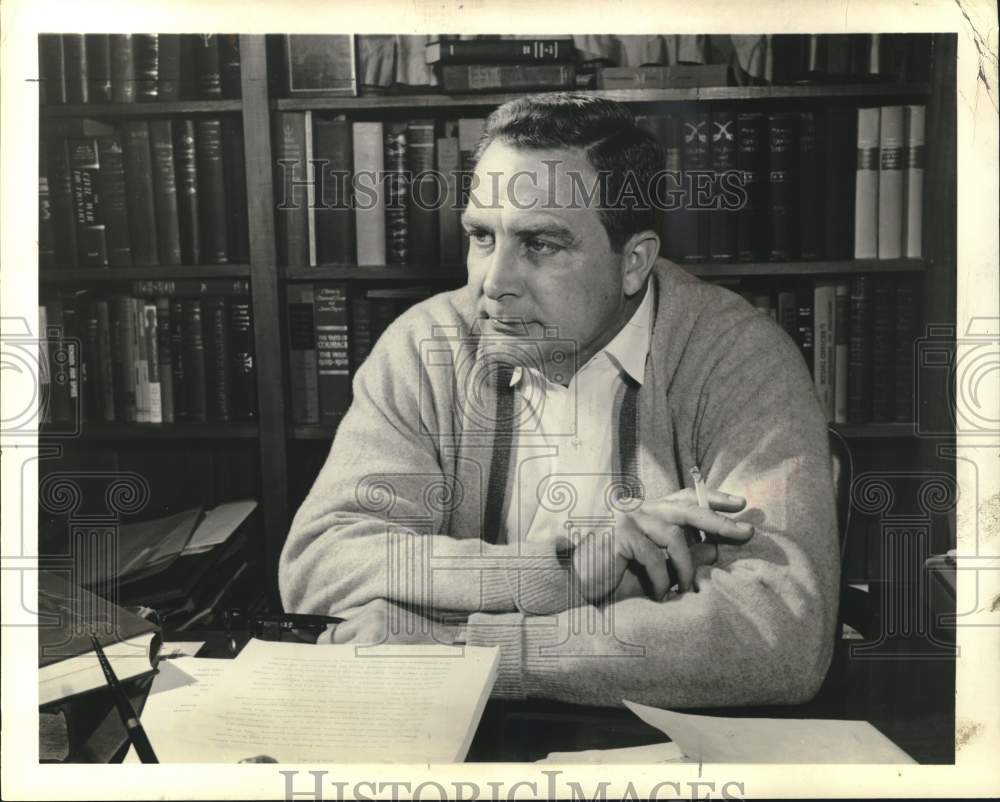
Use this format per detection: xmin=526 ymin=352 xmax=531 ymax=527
xmin=470 ymin=230 xmax=494 ymax=247
xmin=526 ymin=239 xmax=559 ymax=255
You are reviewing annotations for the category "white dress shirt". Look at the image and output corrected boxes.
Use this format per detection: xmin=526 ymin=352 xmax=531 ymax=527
xmin=504 ymin=284 xmax=653 ymax=544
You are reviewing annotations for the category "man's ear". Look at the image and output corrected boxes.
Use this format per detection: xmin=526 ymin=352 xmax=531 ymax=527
xmin=621 ymin=230 xmax=660 ymax=297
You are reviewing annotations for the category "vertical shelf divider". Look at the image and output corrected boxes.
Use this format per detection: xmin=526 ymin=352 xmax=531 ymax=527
xmin=240 ymin=34 xmax=289 ymax=608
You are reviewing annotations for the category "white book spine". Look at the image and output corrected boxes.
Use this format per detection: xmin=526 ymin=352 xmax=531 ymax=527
xmin=813 ymin=282 xmax=836 ymax=421
xmin=853 ymin=107 xmax=880 ymax=259
xmin=904 ymin=105 xmax=926 ymax=259
xmin=877 ymin=105 xmax=905 ymax=259
xmin=39 ymin=305 xmax=51 ymax=423
xmin=352 ymin=122 xmax=386 ymax=265
xmin=144 ymin=303 xmax=162 ymax=424
xmin=304 ymin=110 xmax=317 ymax=267
xmin=132 ymin=298 xmax=150 ymax=423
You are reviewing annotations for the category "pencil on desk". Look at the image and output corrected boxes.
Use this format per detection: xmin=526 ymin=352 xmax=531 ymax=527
xmin=690 ymin=465 xmax=708 ymax=543
xmin=89 ymin=633 xmax=159 ymax=764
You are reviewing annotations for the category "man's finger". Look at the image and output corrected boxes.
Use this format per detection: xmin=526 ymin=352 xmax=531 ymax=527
xmin=644 ymin=503 xmax=755 ymax=543
xmin=621 ymin=527 xmax=672 ymax=600
xmin=631 ymin=511 xmax=695 ymax=592
xmin=331 ymin=620 xmax=356 ymax=644
xmin=662 ymin=488 xmax=747 ymax=512
xmin=691 ymin=541 xmax=720 ymax=568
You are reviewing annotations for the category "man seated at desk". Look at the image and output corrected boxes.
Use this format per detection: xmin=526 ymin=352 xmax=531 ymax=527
xmin=279 ymin=93 xmax=840 ymax=709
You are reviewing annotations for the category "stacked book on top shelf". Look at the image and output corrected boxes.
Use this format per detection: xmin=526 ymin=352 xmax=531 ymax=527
xmin=38 ymin=33 xmax=242 ymax=105
xmin=39 ymin=278 xmax=257 ymax=427
xmin=730 ymin=273 xmax=920 ymax=425
xmin=425 ymin=37 xmax=578 ymax=94
xmin=636 ymin=102 xmax=925 ymax=263
xmin=286 ymin=284 xmax=432 ymax=424
xmin=40 ymin=116 xmax=248 ymax=270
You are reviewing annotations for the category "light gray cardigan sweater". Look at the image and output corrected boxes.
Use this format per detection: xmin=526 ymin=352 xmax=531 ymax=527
xmin=279 ymin=260 xmax=840 ymax=709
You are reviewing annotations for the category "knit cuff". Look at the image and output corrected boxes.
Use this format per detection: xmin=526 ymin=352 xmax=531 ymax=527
xmin=466 ymin=611 xmax=526 ymax=699
xmin=502 ymin=537 xmax=586 ymax=616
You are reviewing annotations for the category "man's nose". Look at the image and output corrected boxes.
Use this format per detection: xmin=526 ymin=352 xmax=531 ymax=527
xmin=482 ymin=240 xmax=521 ymax=301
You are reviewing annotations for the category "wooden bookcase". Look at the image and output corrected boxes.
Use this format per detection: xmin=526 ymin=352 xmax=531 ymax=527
xmin=40 ymin=34 xmax=957 ymax=608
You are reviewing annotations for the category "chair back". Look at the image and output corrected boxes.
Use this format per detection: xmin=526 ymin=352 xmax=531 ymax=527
xmin=828 ymin=426 xmax=853 ymax=566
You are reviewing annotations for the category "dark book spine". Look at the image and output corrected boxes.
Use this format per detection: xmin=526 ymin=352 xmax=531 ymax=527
xmin=149 ymin=119 xmax=182 ymax=264
xmin=130 ymin=297 xmax=149 ymax=422
xmin=80 ymin=300 xmax=97 ymax=424
xmin=430 ymin=38 xmax=573 ymax=64
xmin=679 ymin=110 xmax=710 ymax=262
xmin=871 ymin=279 xmax=896 ymax=422
xmin=221 ymin=118 xmax=249 ymax=263
xmin=384 ymin=122 xmax=409 ymax=265
xmin=194 ymin=34 xmax=222 ymax=99
xmin=63 ymin=34 xmax=89 ymax=104
xmin=157 ymin=34 xmax=181 ymax=101
xmin=315 ymin=283 xmax=351 ymax=421
xmin=39 ymin=149 xmax=55 ymax=270
xmin=847 ymin=275 xmax=873 ymax=423
xmin=95 ymin=300 xmax=116 ymax=421
xmin=178 ymin=35 xmax=199 ymax=99
xmin=795 ymin=281 xmax=815 ymax=377
xmin=44 ymin=296 xmax=71 ymax=422
xmin=181 ymin=299 xmax=207 ymax=422
xmin=407 ymin=119 xmax=439 ymax=265
xmin=227 ymin=297 xmax=257 ymax=421
xmin=169 ymin=298 xmax=187 ymax=421
xmin=61 ymin=295 xmax=82 ymax=423
xmin=120 ymin=122 xmax=159 ymax=265
xmin=194 ymin=118 xmax=229 ymax=264
xmin=110 ymin=34 xmax=137 ymax=103
xmin=46 ymin=139 xmax=78 ymax=267
xmin=96 ymin=137 xmax=133 ymax=266
xmin=822 ymin=107 xmax=856 ymax=260
xmin=286 ymin=283 xmax=319 ymax=424
xmin=218 ymin=34 xmax=242 ymax=99
xmin=111 ymin=294 xmax=137 ymax=422
xmin=797 ymin=111 xmax=821 ymax=260
xmin=203 ymin=297 xmax=230 ymax=421
xmin=68 ymin=137 xmax=109 ymax=266
xmin=134 ymin=34 xmax=159 ymax=101
xmin=893 ymin=278 xmax=919 ymax=422
xmin=349 ymin=295 xmax=372 ymax=372
xmin=658 ymin=115 xmax=683 ymax=263
xmin=313 ymin=117 xmax=356 ymax=264
xmin=154 ymin=297 xmax=174 ymax=423
xmin=767 ymin=112 xmax=797 ymax=260
xmin=39 ymin=34 xmax=67 ymax=104
xmin=174 ymin=119 xmax=201 ymax=264
xmin=370 ymin=298 xmax=398 ymax=344
xmin=272 ymin=111 xmax=308 ymax=267
xmin=132 ymin=278 xmax=250 ymax=297
xmin=708 ymin=109 xmax=737 ymax=262
xmin=736 ymin=112 xmax=766 ymax=261
xmin=438 ymin=63 xmax=575 ymax=93
xmin=86 ymin=35 xmax=112 ymax=102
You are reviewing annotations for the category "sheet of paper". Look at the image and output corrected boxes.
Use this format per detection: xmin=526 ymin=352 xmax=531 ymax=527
xmin=183 ymin=499 xmax=258 ymax=555
xmin=159 ymin=642 xmax=206 ymax=659
xmin=624 ymin=701 xmax=916 ymax=764
xmin=146 ymin=639 xmax=500 ymax=764
xmin=539 ymin=741 xmax=684 ymax=764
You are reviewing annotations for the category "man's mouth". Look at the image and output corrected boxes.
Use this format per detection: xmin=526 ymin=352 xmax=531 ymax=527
xmin=482 ymin=316 xmax=530 ymax=336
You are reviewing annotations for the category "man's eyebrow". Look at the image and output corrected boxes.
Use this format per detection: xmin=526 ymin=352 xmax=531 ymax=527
xmin=509 ymin=223 xmax=577 ymax=244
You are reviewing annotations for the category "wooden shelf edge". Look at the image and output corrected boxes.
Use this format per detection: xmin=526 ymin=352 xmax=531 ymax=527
xmin=830 ymin=422 xmax=918 ymax=439
xmin=41 ymin=100 xmax=243 ymax=118
xmin=40 ymin=265 xmax=253 ymax=282
xmin=41 ymin=423 xmax=259 ymax=440
xmin=283 ymin=265 xmax=466 ymax=281
xmin=275 ymin=83 xmax=931 ymax=111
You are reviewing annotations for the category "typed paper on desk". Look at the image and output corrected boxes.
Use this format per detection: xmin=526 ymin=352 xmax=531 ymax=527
xmin=623 ymin=701 xmax=917 ymax=764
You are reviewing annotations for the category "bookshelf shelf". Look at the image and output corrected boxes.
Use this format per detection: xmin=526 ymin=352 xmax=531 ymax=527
xmin=289 ymin=424 xmax=342 ymax=440
xmin=283 ymin=265 xmax=465 ymax=281
xmin=41 ymin=422 xmax=260 ymax=440
xmin=41 ymin=100 xmax=243 ymax=119
xmin=830 ymin=422 xmax=917 ymax=439
xmin=39 ymin=265 xmax=253 ymax=282
xmin=274 ymin=83 xmax=931 ymax=112
xmin=685 ymin=259 xmax=926 ymax=278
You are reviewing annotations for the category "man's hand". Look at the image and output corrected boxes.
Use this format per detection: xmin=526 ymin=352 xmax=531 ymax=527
xmin=320 ymin=599 xmax=460 ymax=646
xmin=571 ymin=488 xmax=755 ymax=604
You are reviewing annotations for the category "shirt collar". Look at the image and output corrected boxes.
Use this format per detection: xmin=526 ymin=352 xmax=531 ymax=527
xmin=509 ymin=281 xmax=653 ymax=389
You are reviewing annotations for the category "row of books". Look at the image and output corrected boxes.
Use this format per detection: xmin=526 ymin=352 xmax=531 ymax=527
xmin=40 ymin=116 xmax=247 ymax=269
xmin=273 ymin=113 xmax=480 ymax=268
xmin=39 ymin=279 xmax=257 ymax=426
xmin=740 ymin=275 xmax=921 ymax=424
xmin=38 ymin=33 xmax=241 ymax=105
xmin=286 ymin=284 xmax=431 ymax=424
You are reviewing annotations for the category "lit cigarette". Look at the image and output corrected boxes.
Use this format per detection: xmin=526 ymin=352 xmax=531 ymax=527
xmin=690 ymin=465 xmax=708 ymax=543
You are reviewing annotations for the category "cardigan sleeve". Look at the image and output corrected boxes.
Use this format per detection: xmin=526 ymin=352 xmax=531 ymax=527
xmin=465 ymin=313 xmax=841 ymax=708
xmin=278 ymin=308 xmax=586 ymax=620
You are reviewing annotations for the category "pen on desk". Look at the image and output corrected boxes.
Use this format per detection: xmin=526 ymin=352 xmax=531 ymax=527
xmin=89 ymin=633 xmax=158 ymax=764
xmin=690 ymin=465 xmax=708 ymax=543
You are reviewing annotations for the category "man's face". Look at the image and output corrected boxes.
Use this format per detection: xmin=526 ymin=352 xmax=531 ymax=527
xmin=463 ymin=141 xmax=630 ymax=381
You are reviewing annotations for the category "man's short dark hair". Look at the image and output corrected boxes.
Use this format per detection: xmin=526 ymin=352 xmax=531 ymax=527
xmin=472 ymin=93 xmax=664 ymax=253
